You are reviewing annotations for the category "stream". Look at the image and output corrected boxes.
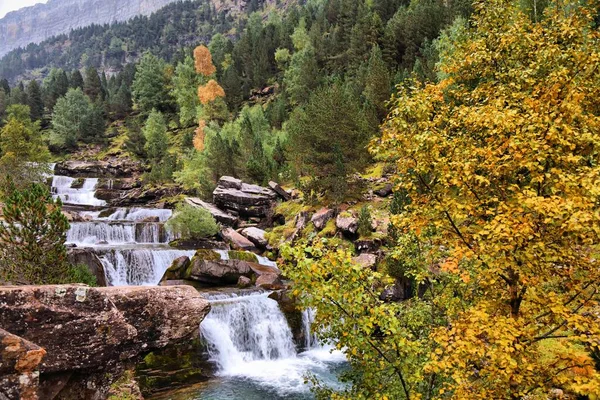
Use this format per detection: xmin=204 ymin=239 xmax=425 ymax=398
xmin=50 ymin=166 xmax=347 ymax=398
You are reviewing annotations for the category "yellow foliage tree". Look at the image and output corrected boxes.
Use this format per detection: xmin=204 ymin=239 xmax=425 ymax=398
xmin=193 ymin=120 xmax=206 ymax=152
xmin=372 ymin=0 xmax=600 ymax=398
xmin=194 ymin=45 xmax=217 ymax=76
xmin=197 ymin=79 xmax=225 ymax=105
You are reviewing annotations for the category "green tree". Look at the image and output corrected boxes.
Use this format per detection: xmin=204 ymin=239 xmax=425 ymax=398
xmin=287 ymin=83 xmax=372 ymax=194
xmin=142 ymin=109 xmax=173 ymax=181
xmin=172 ymin=56 xmax=200 ymax=126
xmin=132 ymin=52 xmax=173 ymax=114
xmin=26 ymin=80 xmax=44 ymax=121
xmin=50 ymin=88 xmax=94 ymax=149
xmin=363 ymin=45 xmax=391 ymax=120
xmin=0 ymin=183 xmax=70 ymax=285
xmin=83 ymin=66 xmax=104 ymax=101
xmin=165 ymin=203 xmax=218 ymax=241
xmin=284 ymin=20 xmax=320 ymax=105
xmin=43 ymin=68 xmax=69 ymax=111
xmin=70 ymin=70 xmax=84 ymax=90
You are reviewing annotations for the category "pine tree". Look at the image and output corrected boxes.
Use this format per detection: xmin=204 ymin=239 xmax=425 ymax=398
xmin=70 ymin=70 xmax=84 ymax=89
xmin=0 ymin=183 xmax=70 ymax=285
xmin=26 ymin=80 xmax=44 ymax=121
xmin=363 ymin=45 xmax=391 ymax=120
xmin=172 ymin=56 xmax=200 ymax=126
xmin=50 ymin=88 xmax=92 ymax=149
xmin=132 ymin=53 xmax=173 ymax=114
xmin=84 ymin=67 xmax=103 ymax=101
xmin=143 ymin=109 xmax=168 ymax=162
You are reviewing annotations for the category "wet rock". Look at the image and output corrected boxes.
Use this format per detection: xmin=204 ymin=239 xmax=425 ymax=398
xmin=111 ymin=186 xmax=185 ymax=207
xmin=268 ymin=181 xmax=291 ymax=201
xmin=220 ymin=227 xmax=257 ymax=251
xmin=241 ymin=227 xmax=268 ymax=248
xmin=336 ymin=213 xmax=358 ymax=235
xmin=0 ymin=328 xmax=46 ymax=400
xmin=160 ymin=256 xmax=191 ymax=282
xmin=185 ymin=197 xmax=238 ymax=227
xmin=95 ymin=188 xmax=123 ymax=202
xmin=67 ymin=248 xmax=107 ymax=286
xmin=255 ymin=273 xmax=285 ymax=290
xmin=0 ymin=285 xmax=210 ymax=399
xmin=168 ymin=238 xmax=229 ymax=250
xmin=352 ymin=253 xmax=378 ymax=270
xmin=237 ymin=276 xmax=252 ymax=288
xmin=247 ymin=262 xmax=281 ymax=277
xmin=311 ymin=208 xmax=335 ymax=231
xmin=268 ymin=291 xmax=305 ymax=348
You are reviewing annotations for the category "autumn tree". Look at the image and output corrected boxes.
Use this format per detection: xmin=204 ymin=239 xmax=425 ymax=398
xmin=283 ymin=1 xmax=600 ymax=399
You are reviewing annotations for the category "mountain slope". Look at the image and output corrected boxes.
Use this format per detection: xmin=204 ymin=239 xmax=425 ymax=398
xmin=0 ymin=0 xmax=185 ymax=57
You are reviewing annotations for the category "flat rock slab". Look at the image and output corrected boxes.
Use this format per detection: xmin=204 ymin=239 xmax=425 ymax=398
xmin=220 ymin=227 xmax=257 ymax=251
xmin=311 ymin=208 xmax=335 ymax=230
xmin=185 ymin=197 xmax=238 ymax=227
xmin=0 ymin=328 xmax=46 ymax=400
xmin=0 ymin=285 xmax=210 ymax=375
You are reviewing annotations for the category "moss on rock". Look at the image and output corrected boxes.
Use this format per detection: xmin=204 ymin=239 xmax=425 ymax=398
xmin=228 ymin=250 xmax=258 ymax=263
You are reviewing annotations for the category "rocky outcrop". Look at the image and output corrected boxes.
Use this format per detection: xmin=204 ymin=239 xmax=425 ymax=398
xmin=185 ymin=197 xmax=238 ymax=227
xmin=336 ymin=213 xmax=358 ymax=235
xmin=54 ymin=160 xmax=145 ymax=178
xmin=67 ymin=248 xmax=107 ymax=286
xmin=110 ymin=185 xmax=185 ymax=207
xmin=189 ymin=259 xmax=254 ymax=285
xmin=0 ymin=285 xmax=210 ymax=399
xmin=213 ymin=176 xmax=278 ymax=218
xmin=0 ymin=329 xmax=46 ymax=400
xmin=268 ymin=181 xmax=291 ymax=201
xmin=0 ymin=0 xmax=184 ymax=58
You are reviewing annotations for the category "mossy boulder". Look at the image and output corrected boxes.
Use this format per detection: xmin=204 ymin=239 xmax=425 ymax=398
xmin=160 ymin=256 xmax=191 ymax=282
xmin=70 ymin=178 xmax=85 ymax=189
xmin=228 ymin=250 xmax=258 ymax=263
xmin=193 ymin=249 xmax=222 ymax=262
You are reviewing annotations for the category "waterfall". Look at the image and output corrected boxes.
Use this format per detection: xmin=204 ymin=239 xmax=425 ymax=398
xmin=100 ymin=248 xmax=195 ymax=286
xmin=67 ymin=222 xmax=136 ymax=245
xmin=302 ymin=308 xmax=319 ymax=350
xmin=52 ymin=176 xmax=106 ymax=206
xmin=102 ymin=207 xmax=173 ymax=222
xmin=200 ymin=292 xmax=347 ymax=396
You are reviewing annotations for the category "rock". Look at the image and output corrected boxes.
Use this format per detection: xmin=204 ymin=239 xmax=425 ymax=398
xmin=311 ymin=208 xmax=335 ymax=231
xmin=295 ymin=211 xmax=310 ymax=230
xmin=54 ymin=159 xmax=145 ymax=179
xmin=185 ymin=197 xmax=238 ymax=227
xmin=241 ymin=227 xmax=268 ymax=248
xmin=217 ymin=176 xmax=243 ymax=190
xmin=160 ymin=256 xmax=191 ymax=282
xmin=352 ymin=253 xmax=378 ymax=269
xmin=213 ymin=177 xmax=277 ymax=218
xmin=111 ymin=186 xmax=186 ymax=207
xmin=247 ymin=262 xmax=281 ymax=277
xmin=220 ymin=227 xmax=257 ymax=251
xmin=255 ymin=273 xmax=285 ymax=290
xmin=0 ymin=328 xmax=46 ymax=400
xmin=189 ymin=259 xmax=253 ymax=285
xmin=67 ymin=248 xmax=107 ymax=286
xmin=355 ymin=238 xmax=382 ymax=253
xmin=237 ymin=276 xmax=252 ymax=288
xmin=94 ymin=188 xmax=123 ymax=201
xmin=268 ymin=181 xmax=291 ymax=201
xmin=140 ymin=216 xmax=160 ymax=223
xmin=336 ymin=213 xmax=358 ymax=235
xmin=0 ymin=285 xmax=210 ymax=399
xmin=374 ymin=184 xmax=393 ymax=197
xmin=168 ymin=238 xmax=229 ymax=250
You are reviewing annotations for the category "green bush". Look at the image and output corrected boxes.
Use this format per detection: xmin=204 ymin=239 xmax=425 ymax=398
xmin=166 ymin=204 xmax=218 ymax=240
xmin=67 ymin=264 xmax=98 ymax=287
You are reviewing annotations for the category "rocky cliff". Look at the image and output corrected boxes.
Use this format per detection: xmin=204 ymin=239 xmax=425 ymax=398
xmin=0 ymin=0 xmax=184 ymax=57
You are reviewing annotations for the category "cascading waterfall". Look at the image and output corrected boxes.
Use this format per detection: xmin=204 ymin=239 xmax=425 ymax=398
xmin=67 ymin=222 xmax=136 ymax=245
xmin=302 ymin=308 xmax=319 ymax=350
xmin=199 ymin=293 xmax=347 ymax=397
xmin=52 ymin=176 xmax=106 ymax=206
xmin=100 ymin=248 xmax=196 ymax=286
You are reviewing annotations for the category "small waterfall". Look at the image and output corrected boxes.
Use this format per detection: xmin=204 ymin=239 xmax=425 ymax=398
xmin=302 ymin=308 xmax=319 ymax=350
xmin=201 ymin=292 xmax=297 ymax=372
xmin=67 ymin=222 xmax=136 ymax=245
xmin=200 ymin=293 xmax=348 ymax=396
xmin=135 ymin=223 xmax=163 ymax=243
xmin=103 ymin=207 xmax=173 ymax=222
xmin=52 ymin=176 xmax=106 ymax=206
xmin=100 ymin=248 xmax=195 ymax=286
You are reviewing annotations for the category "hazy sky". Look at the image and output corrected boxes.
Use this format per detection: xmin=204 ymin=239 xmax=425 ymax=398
xmin=0 ymin=0 xmax=47 ymax=19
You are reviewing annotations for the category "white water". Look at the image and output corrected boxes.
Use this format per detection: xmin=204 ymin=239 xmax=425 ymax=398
xmin=200 ymin=293 xmax=346 ymax=396
xmin=52 ymin=176 xmax=106 ymax=206
xmin=100 ymin=248 xmax=196 ymax=286
xmin=101 ymin=207 xmax=173 ymax=222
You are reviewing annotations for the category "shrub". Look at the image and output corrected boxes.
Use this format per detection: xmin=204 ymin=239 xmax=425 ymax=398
xmin=166 ymin=204 xmax=218 ymax=240
xmin=67 ymin=264 xmax=98 ymax=287
xmin=357 ymin=205 xmax=372 ymax=237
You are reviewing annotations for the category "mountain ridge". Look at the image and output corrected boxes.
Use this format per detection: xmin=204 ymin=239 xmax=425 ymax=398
xmin=0 ymin=0 xmax=186 ymax=57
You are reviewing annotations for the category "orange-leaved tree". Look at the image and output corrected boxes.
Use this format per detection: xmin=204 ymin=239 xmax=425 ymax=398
xmin=372 ymin=0 xmax=600 ymax=398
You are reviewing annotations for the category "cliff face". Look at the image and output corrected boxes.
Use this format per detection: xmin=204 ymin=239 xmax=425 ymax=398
xmin=0 ymin=0 xmax=184 ymax=57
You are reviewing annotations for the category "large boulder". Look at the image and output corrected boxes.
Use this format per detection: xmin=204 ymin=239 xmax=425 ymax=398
xmin=336 ymin=213 xmax=358 ymax=235
xmin=0 ymin=329 xmax=46 ymax=400
xmin=189 ymin=259 xmax=253 ymax=285
xmin=255 ymin=273 xmax=285 ymax=290
xmin=0 ymin=285 xmax=210 ymax=399
xmin=185 ymin=197 xmax=238 ymax=227
xmin=213 ymin=176 xmax=277 ymax=218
